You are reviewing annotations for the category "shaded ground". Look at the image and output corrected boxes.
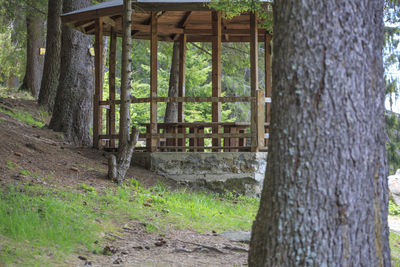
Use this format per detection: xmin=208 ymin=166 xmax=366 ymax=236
xmin=0 ymin=96 xmax=249 ymax=266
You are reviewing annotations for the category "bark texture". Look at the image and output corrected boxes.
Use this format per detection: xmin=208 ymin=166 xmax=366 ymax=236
xmin=49 ymin=0 xmax=94 ymax=146
xmin=249 ymin=1 xmax=390 ymax=266
xmin=164 ymin=42 xmax=180 ymax=123
xmin=109 ymin=126 xmax=139 ymax=183
xmin=38 ymin=0 xmax=63 ymax=112
xmin=19 ymin=14 xmax=45 ymax=98
xmin=119 ymin=0 xmax=133 ymax=148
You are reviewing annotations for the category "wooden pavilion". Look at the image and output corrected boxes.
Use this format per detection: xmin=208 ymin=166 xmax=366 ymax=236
xmin=61 ymin=0 xmax=272 ymax=153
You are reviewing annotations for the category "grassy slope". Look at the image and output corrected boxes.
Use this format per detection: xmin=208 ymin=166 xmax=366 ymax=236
xmin=0 ymin=182 xmax=258 ymax=266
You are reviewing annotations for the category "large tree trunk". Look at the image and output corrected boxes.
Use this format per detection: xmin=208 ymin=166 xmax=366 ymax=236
xmin=119 ymin=0 xmax=133 ymax=148
xmin=249 ymin=1 xmax=390 ymax=266
xmin=19 ymin=14 xmax=45 ymax=98
xmin=164 ymin=41 xmax=180 ymax=123
xmin=49 ymin=0 xmax=94 ymax=146
xmin=38 ymin=0 xmax=63 ymax=112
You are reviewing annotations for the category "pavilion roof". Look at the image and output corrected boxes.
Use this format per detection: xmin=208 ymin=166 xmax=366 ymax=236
xmin=61 ymin=0 xmax=271 ymax=42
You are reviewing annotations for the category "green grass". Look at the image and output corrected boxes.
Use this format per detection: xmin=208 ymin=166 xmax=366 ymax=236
xmin=0 ymin=181 xmax=258 ymax=266
xmin=391 ymin=232 xmax=400 ymax=266
xmin=0 ymin=107 xmax=45 ymax=127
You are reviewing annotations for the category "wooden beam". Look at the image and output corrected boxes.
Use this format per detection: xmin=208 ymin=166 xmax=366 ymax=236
xmin=212 ymin=11 xmax=222 ymax=152
xmin=103 ymin=16 xmax=116 ymax=27
xmin=250 ymin=12 xmax=259 ymax=152
xmin=150 ymin=11 xmax=158 ymax=152
xmin=187 ymin=35 xmax=268 ymax=43
xmin=180 ymin=11 xmax=193 ymax=27
xmin=93 ymin=18 xmax=104 ymax=149
xmin=108 ymin=27 xmax=117 ymax=148
xmin=178 ymin=34 xmax=187 ymax=122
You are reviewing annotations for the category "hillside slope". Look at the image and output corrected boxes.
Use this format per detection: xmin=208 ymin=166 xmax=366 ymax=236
xmin=0 ymin=94 xmax=252 ymax=266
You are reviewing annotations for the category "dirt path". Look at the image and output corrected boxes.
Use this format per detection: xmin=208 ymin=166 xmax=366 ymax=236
xmin=69 ymin=221 xmax=248 ymax=267
xmin=0 ymin=97 xmax=249 ymax=266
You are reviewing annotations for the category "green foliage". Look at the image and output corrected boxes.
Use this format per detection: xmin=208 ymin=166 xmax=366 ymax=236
xmin=209 ymin=0 xmax=273 ymax=32
xmin=0 ymin=29 xmax=25 ymax=84
xmin=390 ymin=200 xmax=400 ymax=216
xmin=387 ymin=113 xmax=400 ymax=173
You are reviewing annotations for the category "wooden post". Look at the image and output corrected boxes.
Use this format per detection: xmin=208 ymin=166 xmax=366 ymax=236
xmin=150 ymin=12 xmax=158 ymax=152
xmin=265 ymin=33 xmax=272 ymax=148
xmin=94 ymin=18 xmax=104 ymax=149
xmin=212 ymin=11 xmax=222 ymax=152
xmin=109 ymin=27 xmax=117 ymax=148
xmin=257 ymin=90 xmax=265 ymax=149
xmin=177 ymin=34 xmax=186 ymax=151
xmin=178 ymin=34 xmax=186 ymax=123
xmin=250 ymin=12 xmax=259 ymax=152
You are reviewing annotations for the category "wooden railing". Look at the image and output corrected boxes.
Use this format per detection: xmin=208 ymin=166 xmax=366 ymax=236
xmin=99 ymin=90 xmax=269 ymax=152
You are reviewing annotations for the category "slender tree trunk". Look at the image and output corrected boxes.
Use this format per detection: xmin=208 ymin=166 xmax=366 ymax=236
xmin=108 ymin=0 xmax=134 ymax=183
xmin=164 ymin=41 xmax=180 ymax=123
xmin=49 ymin=0 xmax=94 ymax=146
xmin=119 ymin=0 xmax=132 ymax=148
xmin=38 ymin=0 xmax=63 ymax=112
xmin=249 ymin=1 xmax=390 ymax=266
xmin=19 ymin=14 xmax=45 ymax=98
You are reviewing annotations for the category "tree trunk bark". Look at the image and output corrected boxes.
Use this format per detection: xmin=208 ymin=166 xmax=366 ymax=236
xmin=164 ymin=41 xmax=180 ymax=123
xmin=108 ymin=0 xmax=134 ymax=183
xmin=49 ymin=0 xmax=94 ymax=146
xmin=249 ymin=1 xmax=390 ymax=266
xmin=109 ymin=126 xmax=139 ymax=183
xmin=19 ymin=14 xmax=45 ymax=98
xmin=38 ymin=0 xmax=63 ymax=112
xmin=119 ymin=0 xmax=132 ymax=149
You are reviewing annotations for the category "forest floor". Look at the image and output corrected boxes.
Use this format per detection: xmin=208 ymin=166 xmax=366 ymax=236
xmin=1 ymin=90 xmax=400 ymax=266
xmin=0 ymin=91 xmax=256 ymax=266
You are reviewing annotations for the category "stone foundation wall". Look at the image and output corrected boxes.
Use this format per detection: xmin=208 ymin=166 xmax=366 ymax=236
xmin=132 ymin=152 xmax=267 ymax=196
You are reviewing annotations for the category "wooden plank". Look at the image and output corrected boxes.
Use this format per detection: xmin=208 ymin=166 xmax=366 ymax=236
xmin=250 ymin=12 xmax=259 ymax=152
xmin=100 ymin=96 xmax=270 ymax=105
xmin=155 ymin=146 xmax=251 ymax=150
xmin=93 ymin=18 xmax=104 ymax=149
xmin=150 ymin=11 xmax=158 ymax=152
xmin=178 ymin=34 xmax=187 ymax=122
xmin=132 ymin=23 xmax=184 ymax=34
xmin=212 ymin=11 xmax=222 ymax=152
xmin=187 ymin=35 xmax=268 ymax=43
xmin=109 ymin=27 xmax=117 ymax=148
xmin=265 ymin=33 xmax=272 ymax=148
xmin=130 ymin=96 xmax=256 ymax=103
xmin=144 ymin=132 xmax=253 ymax=139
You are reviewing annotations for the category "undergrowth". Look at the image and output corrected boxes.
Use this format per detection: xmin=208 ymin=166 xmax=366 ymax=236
xmin=0 ymin=181 xmax=258 ymax=266
xmin=0 ymin=107 xmax=45 ymax=127
xmin=390 ymin=200 xmax=400 ymax=216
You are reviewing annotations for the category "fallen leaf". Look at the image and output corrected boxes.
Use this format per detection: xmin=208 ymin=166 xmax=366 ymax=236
xmin=14 ymin=152 xmax=22 ymax=157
